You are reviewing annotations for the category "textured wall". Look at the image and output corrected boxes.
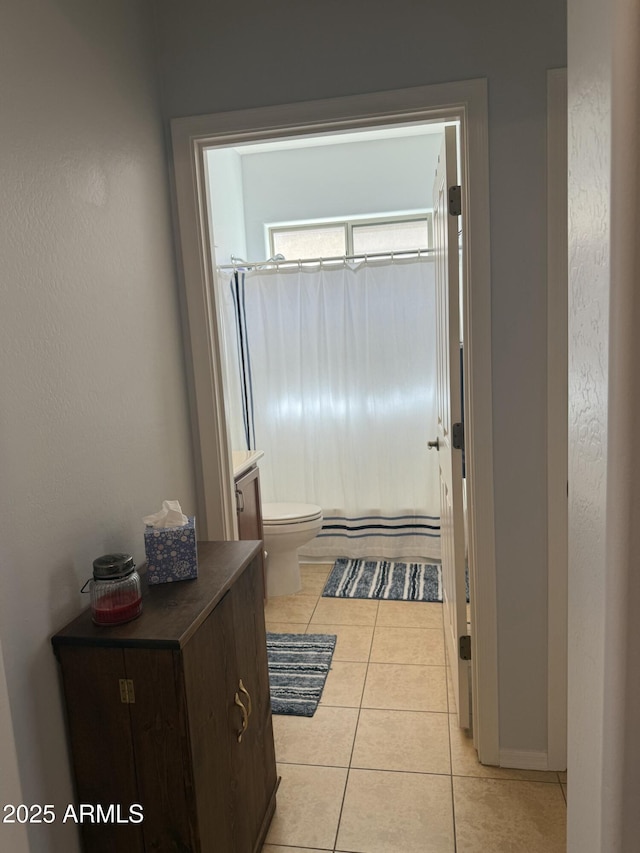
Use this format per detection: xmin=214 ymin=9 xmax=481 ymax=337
xmin=568 ymin=0 xmax=640 ymax=849
xmin=567 ymin=0 xmax=611 ymax=848
xmin=155 ymin=0 xmax=567 ymax=754
xmin=0 ymin=2 xmax=196 ymax=850
xmin=601 ymin=3 xmax=640 ymax=845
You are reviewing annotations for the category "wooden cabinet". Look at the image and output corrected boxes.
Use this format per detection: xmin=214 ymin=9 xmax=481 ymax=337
xmin=52 ymin=541 xmax=277 ymax=853
xmin=234 ymin=464 xmax=266 ymax=592
xmin=234 ymin=465 xmax=263 ymax=544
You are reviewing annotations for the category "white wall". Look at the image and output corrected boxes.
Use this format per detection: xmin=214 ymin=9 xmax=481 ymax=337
xmin=207 ymin=148 xmax=248 ymax=264
xmin=239 ymin=134 xmax=443 ymax=258
xmin=155 ymin=0 xmax=566 ymax=756
xmin=0 ymin=2 xmax=196 ymax=851
xmin=568 ymin=0 xmax=640 ymax=849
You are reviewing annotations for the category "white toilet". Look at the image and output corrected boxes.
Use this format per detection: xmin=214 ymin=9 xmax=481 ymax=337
xmin=262 ymin=502 xmax=324 ymax=597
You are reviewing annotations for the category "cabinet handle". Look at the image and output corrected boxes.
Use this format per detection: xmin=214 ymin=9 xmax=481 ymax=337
xmin=234 ymin=691 xmax=249 ymax=742
xmin=235 ymin=488 xmax=244 ymax=512
xmin=239 ymin=679 xmax=252 ymax=717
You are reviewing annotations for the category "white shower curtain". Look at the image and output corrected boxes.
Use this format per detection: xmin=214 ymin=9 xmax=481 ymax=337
xmin=219 ymin=258 xmax=440 ymax=560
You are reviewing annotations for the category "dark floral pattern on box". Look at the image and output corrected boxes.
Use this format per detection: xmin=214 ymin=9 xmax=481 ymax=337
xmin=144 ymin=517 xmax=198 ymax=584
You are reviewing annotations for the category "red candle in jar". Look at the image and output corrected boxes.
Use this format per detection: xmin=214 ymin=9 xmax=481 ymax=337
xmin=87 ymin=554 xmax=143 ymax=626
xmin=92 ymin=588 xmax=142 ymax=625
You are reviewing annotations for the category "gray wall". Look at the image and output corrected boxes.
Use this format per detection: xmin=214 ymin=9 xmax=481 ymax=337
xmin=0 ymin=2 xmax=196 ymax=850
xmin=208 ymin=132 xmax=442 ymax=262
xmin=207 ymin=148 xmax=248 ymax=264
xmin=155 ymin=0 xmax=566 ymax=754
xmin=239 ymin=134 xmax=443 ymax=259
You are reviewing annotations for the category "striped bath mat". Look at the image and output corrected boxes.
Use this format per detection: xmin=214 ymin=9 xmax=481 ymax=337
xmin=322 ymin=558 xmax=442 ymax=602
xmin=266 ymin=633 xmax=337 ymax=716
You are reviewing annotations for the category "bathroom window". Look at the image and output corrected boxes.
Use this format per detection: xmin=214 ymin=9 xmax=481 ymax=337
xmin=268 ymin=214 xmax=431 ymax=261
xmin=270 ymin=224 xmax=347 ymax=260
xmin=351 ymin=218 xmax=431 ymax=255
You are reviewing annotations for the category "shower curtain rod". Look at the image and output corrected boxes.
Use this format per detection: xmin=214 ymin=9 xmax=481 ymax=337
xmin=217 ymin=248 xmax=434 ymax=271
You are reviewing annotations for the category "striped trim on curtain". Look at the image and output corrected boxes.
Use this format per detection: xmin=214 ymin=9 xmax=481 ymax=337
xmin=318 ymin=514 xmax=440 ymax=541
xmin=301 ymin=511 xmax=441 ymax=561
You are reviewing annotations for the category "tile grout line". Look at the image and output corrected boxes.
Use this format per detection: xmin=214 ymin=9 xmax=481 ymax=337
xmin=443 ymin=607 xmax=459 ymax=853
xmin=276 ymin=758 xmax=455 ymax=777
xmin=272 ymin=756 xmax=565 ymax=784
xmin=286 ymin=565 xmax=351 ymax=852
xmin=330 ymin=599 xmax=377 ymax=851
xmin=557 ymin=770 xmax=567 ymax=804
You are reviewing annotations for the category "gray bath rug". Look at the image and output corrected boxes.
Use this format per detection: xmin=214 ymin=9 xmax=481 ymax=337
xmin=322 ymin=558 xmax=443 ymax=602
xmin=266 ymin=632 xmax=337 ymax=716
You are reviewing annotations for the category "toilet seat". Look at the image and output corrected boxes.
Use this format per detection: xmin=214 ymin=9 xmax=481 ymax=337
xmin=262 ymin=502 xmax=323 ymax=525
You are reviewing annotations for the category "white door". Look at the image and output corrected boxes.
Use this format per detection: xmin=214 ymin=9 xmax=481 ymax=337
xmin=432 ymin=126 xmax=470 ymax=728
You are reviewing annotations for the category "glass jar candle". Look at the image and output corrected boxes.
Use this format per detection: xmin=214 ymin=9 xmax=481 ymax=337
xmin=86 ymin=554 xmax=142 ymax=626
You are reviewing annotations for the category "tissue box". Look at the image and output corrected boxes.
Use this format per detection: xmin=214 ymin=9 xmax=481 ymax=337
xmin=144 ymin=517 xmax=198 ymax=584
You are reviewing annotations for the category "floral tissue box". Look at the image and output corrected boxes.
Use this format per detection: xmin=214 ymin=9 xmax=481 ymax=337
xmin=144 ymin=517 xmax=198 ymax=584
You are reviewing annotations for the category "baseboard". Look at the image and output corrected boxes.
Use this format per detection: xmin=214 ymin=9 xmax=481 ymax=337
xmin=499 ymin=749 xmax=550 ymax=771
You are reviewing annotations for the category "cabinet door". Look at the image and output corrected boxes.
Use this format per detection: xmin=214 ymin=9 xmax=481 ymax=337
xmin=230 ymin=557 xmax=278 ymax=851
xmin=125 ymin=649 xmax=196 ymax=852
xmin=235 ymin=466 xmax=266 ymax=597
xmin=182 ymin=588 xmax=241 ymax=853
xmin=56 ymin=647 xmax=145 ymax=853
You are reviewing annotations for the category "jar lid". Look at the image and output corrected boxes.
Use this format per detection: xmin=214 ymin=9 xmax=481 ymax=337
xmin=92 ymin=553 xmax=136 ymax=581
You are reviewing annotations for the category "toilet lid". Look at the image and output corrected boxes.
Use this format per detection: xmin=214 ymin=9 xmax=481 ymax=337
xmin=262 ymin=502 xmax=323 ymax=525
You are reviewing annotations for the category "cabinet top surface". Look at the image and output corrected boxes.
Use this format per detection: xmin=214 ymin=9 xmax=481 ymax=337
xmin=232 ymin=449 xmax=264 ymax=478
xmin=52 ymin=540 xmax=262 ymax=651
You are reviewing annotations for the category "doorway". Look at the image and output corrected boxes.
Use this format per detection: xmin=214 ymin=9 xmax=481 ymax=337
xmin=209 ymin=122 xmax=446 ymax=569
xmin=170 ymin=79 xmax=498 ymax=764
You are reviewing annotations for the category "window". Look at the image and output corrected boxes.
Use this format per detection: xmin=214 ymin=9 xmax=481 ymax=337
xmin=271 ymin=224 xmax=347 ymax=260
xmin=351 ymin=219 xmax=431 ymax=255
xmin=269 ymin=214 xmax=431 ymax=261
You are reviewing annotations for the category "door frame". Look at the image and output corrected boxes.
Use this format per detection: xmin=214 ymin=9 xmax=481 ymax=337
xmin=170 ymin=78 xmax=499 ymax=765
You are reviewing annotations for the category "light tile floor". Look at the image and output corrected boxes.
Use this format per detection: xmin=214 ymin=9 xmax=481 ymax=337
xmin=263 ymin=563 xmax=567 ymax=853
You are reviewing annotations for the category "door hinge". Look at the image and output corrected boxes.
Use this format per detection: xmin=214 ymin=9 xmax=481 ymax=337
xmin=119 ymin=678 xmax=136 ymax=704
xmin=452 ymin=422 xmax=465 ymax=451
xmin=459 ymin=635 xmax=472 ymax=661
xmin=448 ymin=185 xmax=462 ymax=216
